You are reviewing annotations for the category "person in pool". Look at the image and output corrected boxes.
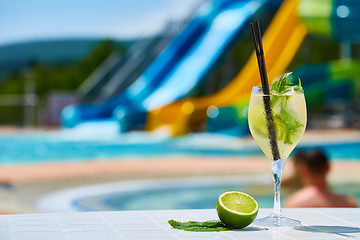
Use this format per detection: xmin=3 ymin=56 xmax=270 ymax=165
xmin=284 ymin=150 xmax=358 ymax=208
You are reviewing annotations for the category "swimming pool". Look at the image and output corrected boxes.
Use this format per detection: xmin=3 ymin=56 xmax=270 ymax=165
xmin=1 ymin=128 xmax=360 ymax=165
xmin=0 ymin=129 xmax=256 ymax=165
xmin=36 ymin=176 xmax=360 ymax=212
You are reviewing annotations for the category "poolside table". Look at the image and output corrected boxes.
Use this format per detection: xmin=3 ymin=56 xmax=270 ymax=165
xmin=1 ymin=208 xmax=359 ymax=239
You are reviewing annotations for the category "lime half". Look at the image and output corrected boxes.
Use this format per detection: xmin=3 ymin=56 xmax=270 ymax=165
xmin=216 ymin=191 xmax=259 ymax=229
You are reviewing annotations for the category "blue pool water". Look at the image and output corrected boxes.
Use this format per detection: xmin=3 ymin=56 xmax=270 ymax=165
xmin=37 ymin=177 xmax=360 ymax=212
xmin=0 ymin=130 xmax=260 ymax=165
xmin=76 ymin=183 xmax=360 ymax=211
xmin=77 ymin=181 xmax=275 ymax=211
xmin=0 ymin=126 xmax=360 ymax=165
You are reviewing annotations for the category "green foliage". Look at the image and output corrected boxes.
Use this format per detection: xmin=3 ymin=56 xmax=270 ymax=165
xmin=0 ymin=40 xmax=125 ymax=97
xmin=288 ymin=35 xmax=340 ymax=70
xmin=0 ymin=40 xmax=125 ymax=123
xmin=0 ymin=73 xmax=25 ymax=94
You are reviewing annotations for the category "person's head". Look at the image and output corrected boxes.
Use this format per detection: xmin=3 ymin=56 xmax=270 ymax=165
xmin=294 ymin=150 xmax=330 ymax=180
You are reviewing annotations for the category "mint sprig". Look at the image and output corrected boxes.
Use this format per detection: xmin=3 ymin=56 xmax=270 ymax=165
xmin=297 ymin=77 xmax=302 ymax=93
xmin=269 ymin=72 xmax=304 ymax=145
xmin=168 ymin=220 xmax=232 ymax=232
xmin=271 ymin=72 xmax=302 ymax=94
xmin=271 ymin=72 xmax=293 ymax=94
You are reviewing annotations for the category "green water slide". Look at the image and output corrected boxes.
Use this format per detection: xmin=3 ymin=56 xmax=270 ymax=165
xmin=299 ymin=0 xmax=360 ymax=40
xmin=290 ymin=60 xmax=360 ymax=107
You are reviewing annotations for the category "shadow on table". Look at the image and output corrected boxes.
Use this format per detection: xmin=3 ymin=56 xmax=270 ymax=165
xmin=295 ymin=225 xmax=360 ymax=238
xmin=236 ymin=226 xmax=268 ymax=232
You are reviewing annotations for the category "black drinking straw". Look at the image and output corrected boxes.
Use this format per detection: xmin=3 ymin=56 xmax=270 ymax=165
xmin=250 ymin=20 xmax=280 ymax=161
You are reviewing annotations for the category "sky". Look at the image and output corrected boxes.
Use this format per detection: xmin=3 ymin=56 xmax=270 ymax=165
xmin=0 ymin=0 xmax=203 ymax=46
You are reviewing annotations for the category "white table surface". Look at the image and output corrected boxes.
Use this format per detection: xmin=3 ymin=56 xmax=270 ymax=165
xmin=1 ymin=208 xmax=360 ymax=240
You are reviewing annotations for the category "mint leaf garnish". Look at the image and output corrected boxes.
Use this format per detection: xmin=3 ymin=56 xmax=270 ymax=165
xmin=274 ymin=108 xmax=303 ymax=145
xmin=271 ymin=72 xmax=302 ymax=94
xmin=271 ymin=72 xmax=293 ymax=94
xmin=270 ymin=72 xmax=304 ymax=145
xmin=168 ymin=220 xmax=232 ymax=232
xmin=296 ymin=77 xmax=302 ymax=93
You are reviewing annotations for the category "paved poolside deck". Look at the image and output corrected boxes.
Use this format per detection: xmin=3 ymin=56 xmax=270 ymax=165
xmin=1 ymin=209 xmax=360 ymax=239
xmin=0 ymin=128 xmax=358 ymax=213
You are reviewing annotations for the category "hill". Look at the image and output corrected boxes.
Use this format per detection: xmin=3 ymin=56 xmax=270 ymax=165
xmin=0 ymin=39 xmax=131 ymax=80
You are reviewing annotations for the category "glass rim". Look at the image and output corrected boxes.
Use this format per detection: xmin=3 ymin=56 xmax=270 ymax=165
xmin=252 ymin=86 xmax=304 ymax=94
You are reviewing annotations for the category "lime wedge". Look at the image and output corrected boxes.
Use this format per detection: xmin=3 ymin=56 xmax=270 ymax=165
xmin=216 ymin=191 xmax=259 ymax=229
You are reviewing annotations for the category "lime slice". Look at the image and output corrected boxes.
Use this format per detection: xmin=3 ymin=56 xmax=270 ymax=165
xmin=216 ymin=191 xmax=259 ymax=229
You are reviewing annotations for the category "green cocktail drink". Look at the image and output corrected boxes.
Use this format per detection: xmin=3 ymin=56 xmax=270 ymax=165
xmin=248 ymin=83 xmax=307 ymax=227
xmin=249 ymin=86 xmax=306 ymax=161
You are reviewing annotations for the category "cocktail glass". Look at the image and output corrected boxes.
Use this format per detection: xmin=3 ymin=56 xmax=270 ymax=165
xmin=248 ymin=85 xmax=307 ymax=227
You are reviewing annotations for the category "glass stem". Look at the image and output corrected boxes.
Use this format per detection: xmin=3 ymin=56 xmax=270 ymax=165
xmin=271 ymin=158 xmax=285 ymax=218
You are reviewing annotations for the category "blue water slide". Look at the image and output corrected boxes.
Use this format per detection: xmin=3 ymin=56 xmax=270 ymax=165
xmin=62 ymin=0 xmax=222 ymax=128
xmin=114 ymin=0 xmax=275 ymax=132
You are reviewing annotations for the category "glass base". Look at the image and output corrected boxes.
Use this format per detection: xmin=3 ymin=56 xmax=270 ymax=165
xmin=253 ymin=214 xmax=301 ymax=228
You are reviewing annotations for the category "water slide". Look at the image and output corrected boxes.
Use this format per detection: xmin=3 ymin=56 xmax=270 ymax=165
xmin=78 ymin=39 xmax=162 ymax=102
xmin=207 ymin=60 xmax=360 ymax=136
xmin=113 ymin=0 xmax=278 ymax=132
xmin=62 ymin=0 xmax=222 ymax=128
xmin=77 ymin=51 xmax=123 ymax=102
xmin=206 ymin=0 xmax=360 ymax=135
xmin=78 ymin=25 xmax=181 ymax=103
xmin=98 ymin=26 xmax=180 ymax=102
xmin=146 ymin=0 xmax=307 ymax=136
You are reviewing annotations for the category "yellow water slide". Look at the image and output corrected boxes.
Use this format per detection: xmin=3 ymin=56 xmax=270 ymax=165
xmin=146 ymin=0 xmax=307 ymax=136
